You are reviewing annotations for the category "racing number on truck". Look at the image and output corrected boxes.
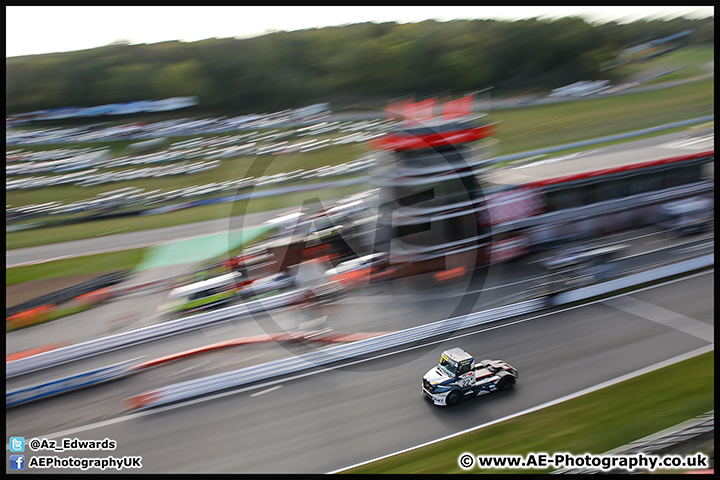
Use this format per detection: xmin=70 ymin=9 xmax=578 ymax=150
xmin=458 ymin=371 xmax=474 ymax=388
xmin=456 ymin=360 xmax=474 ymax=388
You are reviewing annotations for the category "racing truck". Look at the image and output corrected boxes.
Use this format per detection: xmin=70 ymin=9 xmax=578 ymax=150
xmin=422 ymin=348 xmax=518 ymax=407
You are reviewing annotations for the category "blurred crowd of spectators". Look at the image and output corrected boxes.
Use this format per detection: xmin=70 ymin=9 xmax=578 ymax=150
xmin=6 ymin=114 xmax=395 ymax=224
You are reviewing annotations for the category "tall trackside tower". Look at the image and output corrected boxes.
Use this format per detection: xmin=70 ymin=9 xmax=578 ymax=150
xmin=368 ymin=96 xmax=498 ymax=275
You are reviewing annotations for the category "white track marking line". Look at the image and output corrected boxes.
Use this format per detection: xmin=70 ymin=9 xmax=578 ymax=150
xmin=604 ymin=296 xmax=714 ymax=342
xmin=17 ymin=270 xmax=713 ymax=443
xmin=250 ymin=385 xmax=283 ymax=397
xmin=328 ymin=343 xmax=713 ymax=474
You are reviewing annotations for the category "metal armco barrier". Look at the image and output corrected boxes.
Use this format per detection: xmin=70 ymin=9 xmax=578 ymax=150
xmin=550 ymin=254 xmax=713 ymax=305
xmin=605 ymin=410 xmax=714 ymax=458
xmin=125 ymin=298 xmax=547 ymax=409
xmin=553 ymin=410 xmax=714 ymax=474
xmin=125 ymin=252 xmax=714 ymax=410
xmin=6 ymin=270 xmax=130 ymax=318
xmin=128 ymin=331 xmax=392 ymax=372
xmin=6 ymin=289 xmax=307 ymax=379
xmin=6 ymin=358 xmax=140 ymax=408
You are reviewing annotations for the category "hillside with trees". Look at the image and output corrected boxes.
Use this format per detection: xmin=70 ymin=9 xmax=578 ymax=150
xmin=6 ymin=16 xmax=714 ymax=116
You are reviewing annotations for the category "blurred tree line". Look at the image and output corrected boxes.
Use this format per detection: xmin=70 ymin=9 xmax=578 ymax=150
xmin=6 ymin=16 xmax=714 ymax=116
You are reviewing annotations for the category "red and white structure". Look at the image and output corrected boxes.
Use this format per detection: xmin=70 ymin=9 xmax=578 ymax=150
xmin=337 ymin=95 xmax=713 ymax=274
xmin=371 ymin=94 xmax=506 ymax=274
xmin=484 ymin=146 xmax=714 ymax=251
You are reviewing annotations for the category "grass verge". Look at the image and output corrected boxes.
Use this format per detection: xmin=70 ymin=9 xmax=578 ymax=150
xmin=343 ymin=350 xmax=714 ymax=474
xmin=497 ymin=123 xmax=707 ymax=170
xmin=6 ymin=182 xmax=367 ymax=250
xmin=6 ymin=301 xmax=102 ymax=333
xmin=6 ymin=248 xmax=146 ymax=285
xmin=613 ymin=45 xmax=714 ymax=86
xmin=7 ymin=75 xmax=713 ymax=249
xmin=492 ymin=77 xmax=713 ymax=155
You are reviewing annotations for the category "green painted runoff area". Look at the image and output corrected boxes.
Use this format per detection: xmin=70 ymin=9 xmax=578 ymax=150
xmin=134 ymin=225 xmax=273 ymax=270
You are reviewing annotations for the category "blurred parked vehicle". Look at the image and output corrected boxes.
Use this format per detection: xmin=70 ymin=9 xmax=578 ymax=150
xmin=324 ymin=252 xmax=392 ymax=286
xmin=162 ymin=271 xmax=248 ymax=316
xmin=657 ymin=197 xmax=713 ymax=236
xmin=543 ymin=243 xmax=630 ymax=290
xmin=238 ymin=270 xmax=296 ymax=298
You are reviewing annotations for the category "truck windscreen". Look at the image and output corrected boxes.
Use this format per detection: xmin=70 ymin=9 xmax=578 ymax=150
xmin=439 ymin=355 xmax=457 ymax=376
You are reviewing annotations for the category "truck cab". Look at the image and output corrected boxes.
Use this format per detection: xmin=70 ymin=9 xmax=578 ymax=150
xmin=422 ymin=348 xmax=518 ymax=406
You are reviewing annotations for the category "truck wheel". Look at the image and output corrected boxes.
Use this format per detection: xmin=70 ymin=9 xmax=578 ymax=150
xmin=445 ymin=391 xmax=460 ymax=407
xmin=497 ymin=374 xmax=515 ymax=391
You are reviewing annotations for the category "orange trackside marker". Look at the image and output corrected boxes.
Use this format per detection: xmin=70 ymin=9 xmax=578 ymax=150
xmin=126 ymin=391 xmax=158 ymax=410
xmin=434 ymin=267 xmax=465 ymax=282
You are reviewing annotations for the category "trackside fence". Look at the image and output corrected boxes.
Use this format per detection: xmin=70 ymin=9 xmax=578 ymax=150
xmin=124 ymin=298 xmax=547 ymax=409
xmin=5 ymin=289 xmax=307 ymax=378
xmin=124 ymin=253 xmax=712 ymax=410
xmin=6 ymin=358 xmax=139 ymax=408
xmin=6 ymin=254 xmax=712 ymax=409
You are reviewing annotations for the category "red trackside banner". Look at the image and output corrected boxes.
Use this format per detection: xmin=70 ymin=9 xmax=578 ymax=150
xmin=442 ymin=94 xmax=474 ymax=119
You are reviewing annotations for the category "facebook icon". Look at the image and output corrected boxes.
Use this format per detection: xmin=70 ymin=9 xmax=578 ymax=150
xmin=10 ymin=455 xmax=25 ymax=470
